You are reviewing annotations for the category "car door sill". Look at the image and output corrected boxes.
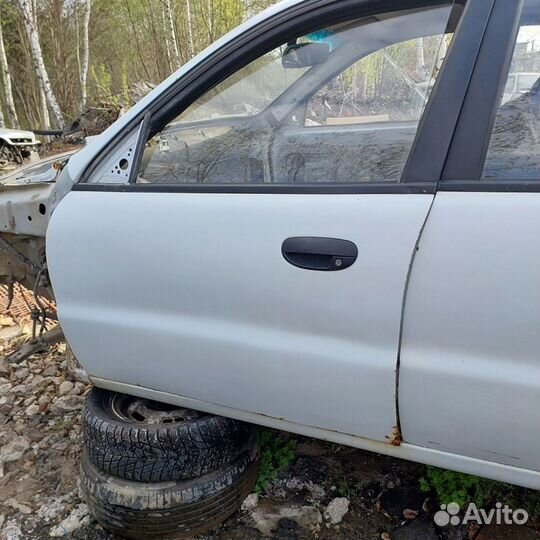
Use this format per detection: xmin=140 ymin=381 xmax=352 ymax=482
xmin=92 ymin=376 xmax=540 ymax=490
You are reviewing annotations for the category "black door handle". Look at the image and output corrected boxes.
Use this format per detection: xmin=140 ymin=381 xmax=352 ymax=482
xmin=282 ymin=237 xmax=358 ymax=271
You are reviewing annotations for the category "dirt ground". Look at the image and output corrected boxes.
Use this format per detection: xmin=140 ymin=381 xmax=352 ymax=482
xmin=0 ymin=314 xmax=539 ymax=540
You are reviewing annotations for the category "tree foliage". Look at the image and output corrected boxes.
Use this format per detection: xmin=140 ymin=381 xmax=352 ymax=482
xmin=0 ymin=0 xmax=277 ymax=129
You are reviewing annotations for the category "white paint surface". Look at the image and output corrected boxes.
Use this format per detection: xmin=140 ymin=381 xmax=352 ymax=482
xmin=47 ymin=191 xmax=433 ymax=442
xmin=399 ymin=192 xmax=540 ymax=471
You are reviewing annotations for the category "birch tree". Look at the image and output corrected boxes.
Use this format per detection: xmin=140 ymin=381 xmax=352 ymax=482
xmin=164 ymin=0 xmax=181 ymax=69
xmin=160 ymin=2 xmax=173 ymax=72
xmin=0 ymin=14 xmax=19 ymax=127
xmin=435 ymin=34 xmax=449 ymax=72
xmin=17 ymin=0 xmax=64 ymax=129
xmin=0 ymin=0 xmax=278 ymax=126
xmin=415 ymin=37 xmax=428 ymax=81
xmin=40 ymin=88 xmax=49 ymax=128
xmin=80 ymin=0 xmax=91 ymax=111
xmin=185 ymin=0 xmax=195 ymax=60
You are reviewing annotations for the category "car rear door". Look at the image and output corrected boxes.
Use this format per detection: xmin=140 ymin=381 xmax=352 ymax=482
xmin=399 ymin=0 xmax=540 ymax=477
xmin=47 ymin=0 xmax=473 ymax=444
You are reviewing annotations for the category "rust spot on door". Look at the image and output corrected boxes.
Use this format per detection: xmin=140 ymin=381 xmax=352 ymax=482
xmin=388 ymin=425 xmax=403 ymax=446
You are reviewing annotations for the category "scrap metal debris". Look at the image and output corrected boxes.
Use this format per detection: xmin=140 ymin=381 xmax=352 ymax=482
xmin=0 ymin=284 xmax=58 ymax=364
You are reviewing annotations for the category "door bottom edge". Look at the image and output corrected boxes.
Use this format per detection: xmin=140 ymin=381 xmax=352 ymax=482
xmin=91 ymin=376 xmax=540 ymax=490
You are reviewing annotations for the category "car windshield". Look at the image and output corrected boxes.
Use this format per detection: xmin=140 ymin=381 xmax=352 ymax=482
xmin=518 ymin=73 xmax=540 ymax=92
xmin=175 ymin=9 xmax=452 ymax=127
xmin=179 ymin=46 xmax=311 ymax=123
xmin=505 ymin=75 xmax=516 ymax=93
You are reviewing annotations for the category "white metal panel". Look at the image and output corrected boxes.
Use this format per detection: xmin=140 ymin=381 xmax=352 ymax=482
xmin=399 ymin=192 xmax=540 ymax=471
xmin=47 ymin=191 xmax=433 ymax=442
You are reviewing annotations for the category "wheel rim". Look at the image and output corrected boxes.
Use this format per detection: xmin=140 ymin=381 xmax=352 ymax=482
xmin=110 ymin=394 xmax=205 ymax=425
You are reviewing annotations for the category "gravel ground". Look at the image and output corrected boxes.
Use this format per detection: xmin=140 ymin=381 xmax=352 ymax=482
xmin=1 ymin=316 xmax=539 ymax=540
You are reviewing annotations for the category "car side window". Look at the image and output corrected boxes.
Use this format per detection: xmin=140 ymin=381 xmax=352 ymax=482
xmin=137 ymin=4 xmax=459 ymax=185
xmin=482 ymin=0 xmax=540 ymax=180
xmin=303 ymin=34 xmax=451 ymax=128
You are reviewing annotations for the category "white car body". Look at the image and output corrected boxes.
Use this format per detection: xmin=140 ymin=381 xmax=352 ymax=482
xmin=1 ymin=0 xmax=539 ymax=490
xmin=0 ymin=127 xmax=40 ymax=168
xmin=0 ymin=127 xmax=39 ymax=148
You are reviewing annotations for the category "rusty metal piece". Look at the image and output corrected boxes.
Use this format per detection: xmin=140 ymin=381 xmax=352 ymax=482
xmin=5 ymin=280 xmax=13 ymax=310
xmin=389 ymin=425 xmax=403 ymax=447
xmin=0 ymin=234 xmax=40 ymax=276
xmin=5 ymin=324 xmax=64 ymax=364
xmin=0 ymin=283 xmax=56 ymax=327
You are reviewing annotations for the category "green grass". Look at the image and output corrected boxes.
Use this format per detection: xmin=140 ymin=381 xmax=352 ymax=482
xmin=420 ymin=466 xmax=540 ymax=517
xmin=255 ymin=430 xmax=297 ymax=494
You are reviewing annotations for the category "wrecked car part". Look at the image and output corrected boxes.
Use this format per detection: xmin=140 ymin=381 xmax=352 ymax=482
xmin=5 ymin=324 xmax=64 ymax=364
xmin=0 ymin=151 xmax=74 ymax=238
xmin=0 ymin=152 xmax=69 ymax=186
xmin=0 ymin=233 xmax=51 ymax=301
xmin=4 ymin=280 xmax=13 ymax=309
xmin=0 ymin=184 xmax=54 ymax=236
xmin=0 ymin=233 xmax=41 ymax=276
xmin=0 ymin=153 xmax=75 ymax=304
xmin=0 ymin=282 xmax=55 ymax=320
xmin=31 ymin=265 xmax=55 ymax=340
xmin=0 ymin=251 xmax=25 ymax=308
xmin=0 ymin=142 xmax=23 ymax=167
xmin=0 ymin=238 xmax=35 ymax=307
xmin=0 ymin=128 xmax=40 ymax=169
xmin=0 ymin=281 xmax=57 ymax=367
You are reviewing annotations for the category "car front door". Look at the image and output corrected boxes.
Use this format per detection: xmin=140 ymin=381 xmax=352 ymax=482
xmin=47 ymin=0 xmax=470 ymax=445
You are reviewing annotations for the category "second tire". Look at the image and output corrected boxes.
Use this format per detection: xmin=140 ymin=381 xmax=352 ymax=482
xmin=81 ymin=446 xmax=260 ymax=539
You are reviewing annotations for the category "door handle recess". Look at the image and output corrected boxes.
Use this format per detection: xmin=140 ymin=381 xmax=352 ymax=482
xmin=282 ymin=237 xmax=358 ymax=271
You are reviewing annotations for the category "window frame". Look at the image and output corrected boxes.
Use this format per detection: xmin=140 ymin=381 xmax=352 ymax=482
xmin=440 ymin=0 xmax=540 ymax=191
xmin=76 ymin=0 xmax=485 ymax=195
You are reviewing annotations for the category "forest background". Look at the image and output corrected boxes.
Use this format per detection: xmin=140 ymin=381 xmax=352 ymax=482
xmin=0 ymin=0 xmax=277 ymax=131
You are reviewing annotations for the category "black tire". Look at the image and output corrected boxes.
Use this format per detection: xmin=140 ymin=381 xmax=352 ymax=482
xmin=83 ymin=387 xmax=257 ymax=483
xmin=80 ymin=447 xmax=260 ymax=540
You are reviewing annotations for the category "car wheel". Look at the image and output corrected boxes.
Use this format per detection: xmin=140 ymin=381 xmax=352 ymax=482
xmin=80 ymin=446 xmax=259 ymax=540
xmin=83 ymin=387 xmax=258 ymax=482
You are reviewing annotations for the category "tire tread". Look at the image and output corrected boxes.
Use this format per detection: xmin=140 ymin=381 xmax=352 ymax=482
xmin=83 ymin=388 xmax=256 ymax=482
xmin=80 ymin=450 xmax=259 ymax=539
